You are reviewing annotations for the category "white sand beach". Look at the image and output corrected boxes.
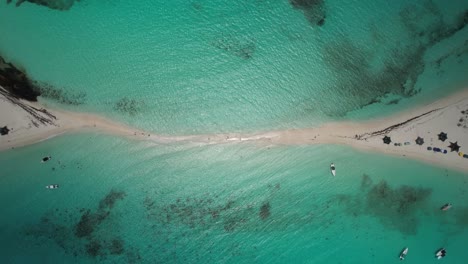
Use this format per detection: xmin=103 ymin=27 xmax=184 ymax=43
xmin=1 ymin=86 xmax=468 ymax=172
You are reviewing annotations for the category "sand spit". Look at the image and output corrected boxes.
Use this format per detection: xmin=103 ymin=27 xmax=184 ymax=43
xmin=1 ymin=86 xmax=468 ymax=172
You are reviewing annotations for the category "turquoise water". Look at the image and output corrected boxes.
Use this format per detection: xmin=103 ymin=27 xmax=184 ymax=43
xmin=1 ymin=0 xmax=468 ymax=263
xmin=1 ymin=134 xmax=468 ymax=263
xmin=0 ymin=0 xmax=467 ymax=134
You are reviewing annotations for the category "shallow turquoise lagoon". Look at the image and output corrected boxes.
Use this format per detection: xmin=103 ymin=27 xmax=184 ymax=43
xmin=0 ymin=134 xmax=467 ymax=263
xmin=0 ymin=0 xmax=467 ymax=263
xmin=0 ymin=0 xmax=467 ymax=134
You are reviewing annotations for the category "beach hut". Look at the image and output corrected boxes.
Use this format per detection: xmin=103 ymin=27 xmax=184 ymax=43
xmin=438 ymin=132 xmax=448 ymax=142
xmin=383 ymin=136 xmax=391 ymax=144
xmin=415 ymin=137 xmax=424 ymax=145
xmin=448 ymin=142 xmax=460 ymax=152
xmin=0 ymin=126 xmax=9 ymax=136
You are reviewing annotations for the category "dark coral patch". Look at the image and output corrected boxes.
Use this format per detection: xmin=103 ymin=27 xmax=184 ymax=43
xmin=211 ymin=36 xmax=256 ymax=60
xmin=113 ymin=97 xmax=143 ymax=116
xmin=289 ymin=0 xmax=326 ymax=26
xmin=0 ymin=56 xmax=41 ymax=101
xmin=23 ymin=189 xmax=133 ymax=261
xmin=99 ymin=190 xmax=127 ymax=210
xmin=333 ymin=174 xmax=432 ymax=235
xmin=36 ymin=83 xmax=86 ymax=105
xmin=314 ymin=3 xmax=468 ymax=117
xmin=9 ymin=0 xmax=78 ymax=11
xmin=259 ymin=202 xmax=271 ymax=220
xmin=75 ymin=209 xmax=98 ymax=238
xmin=86 ymin=240 xmax=102 ymax=257
xmin=75 ymin=190 xmax=126 ymax=239
xmin=109 ymin=239 xmax=125 ymax=255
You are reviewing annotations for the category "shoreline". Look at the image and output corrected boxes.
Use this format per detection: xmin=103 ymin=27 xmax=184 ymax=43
xmin=1 ymin=87 xmax=468 ymax=172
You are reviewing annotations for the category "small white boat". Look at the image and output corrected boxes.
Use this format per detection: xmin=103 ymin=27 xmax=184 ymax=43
xmin=330 ymin=163 xmax=336 ymax=176
xmin=435 ymin=248 xmax=446 ymax=259
xmin=45 ymin=184 xmax=59 ymax=189
xmin=441 ymin=203 xmax=452 ymax=211
xmin=399 ymin=247 xmax=408 ymax=260
xmin=41 ymin=156 xmax=52 ymax=163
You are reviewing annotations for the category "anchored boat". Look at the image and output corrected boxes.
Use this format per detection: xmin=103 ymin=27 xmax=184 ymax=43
xmin=399 ymin=247 xmax=408 ymax=260
xmin=435 ymin=248 xmax=446 ymax=259
xmin=330 ymin=163 xmax=336 ymax=176
xmin=441 ymin=203 xmax=452 ymax=211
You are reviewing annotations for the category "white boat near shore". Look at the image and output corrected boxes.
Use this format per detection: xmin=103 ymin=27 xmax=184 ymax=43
xmin=399 ymin=247 xmax=408 ymax=260
xmin=330 ymin=163 xmax=336 ymax=176
xmin=45 ymin=184 xmax=59 ymax=189
xmin=435 ymin=248 xmax=446 ymax=259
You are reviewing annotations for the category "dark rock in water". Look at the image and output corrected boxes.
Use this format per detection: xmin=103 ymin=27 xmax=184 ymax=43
xmin=114 ymin=97 xmax=141 ymax=116
xmin=334 ymin=175 xmax=432 ymax=235
xmin=0 ymin=56 xmax=41 ymax=101
xmin=75 ymin=190 xmax=126 ymax=238
xmin=259 ymin=202 xmax=271 ymax=220
xmin=317 ymin=18 xmax=325 ymax=26
xmin=289 ymin=0 xmax=326 ymax=26
xmin=99 ymin=190 xmax=126 ymax=210
xmin=86 ymin=240 xmax=102 ymax=257
xmin=289 ymin=0 xmax=322 ymax=9
xmin=8 ymin=0 xmax=78 ymax=11
xmin=211 ymin=35 xmax=256 ymax=60
xmin=0 ymin=126 xmax=10 ymax=135
xmin=75 ymin=210 xmax=98 ymax=238
xmin=36 ymin=83 xmax=87 ymax=105
xmin=109 ymin=239 xmax=125 ymax=255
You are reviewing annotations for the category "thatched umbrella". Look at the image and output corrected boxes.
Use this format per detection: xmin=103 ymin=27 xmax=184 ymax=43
xmin=415 ymin=136 xmax=424 ymax=145
xmin=383 ymin=136 xmax=391 ymax=144
xmin=0 ymin=126 xmax=9 ymax=136
xmin=448 ymin=141 xmax=460 ymax=152
xmin=438 ymin=132 xmax=448 ymax=142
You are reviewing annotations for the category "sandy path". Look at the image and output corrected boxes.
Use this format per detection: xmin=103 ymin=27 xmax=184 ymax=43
xmin=1 ymin=86 xmax=468 ymax=172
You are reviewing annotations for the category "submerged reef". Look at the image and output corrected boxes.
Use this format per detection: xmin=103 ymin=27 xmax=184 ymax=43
xmin=0 ymin=56 xmax=41 ymax=101
xmin=23 ymin=189 xmax=141 ymax=262
xmin=301 ymin=1 xmax=468 ymax=117
xmin=211 ymin=35 xmax=256 ymax=60
xmin=113 ymin=97 xmax=143 ymax=116
xmin=332 ymin=174 xmax=432 ymax=235
xmin=259 ymin=202 xmax=271 ymax=220
xmin=7 ymin=0 xmax=79 ymax=11
xmin=35 ymin=83 xmax=87 ymax=105
xmin=0 ymin=56 xmax=86 ymax=106
xmin=75 ymin=190 xmax=126 ymax=239
xmin=289 ymin=0 xmax=326 ymax=26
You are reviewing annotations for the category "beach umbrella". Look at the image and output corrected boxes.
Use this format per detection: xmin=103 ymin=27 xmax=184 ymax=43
xmin=438 ymin=132 xmax=448 ymax=142
xmin=0 ymin=126 xmax=9 ymax=136
xmin=448 ymin=141 xmax=460 ymax=152
xmin=415 ymin=137 xmax=424 ymax=145
xmin=383 ymin=136 xmax=391 ymax=144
